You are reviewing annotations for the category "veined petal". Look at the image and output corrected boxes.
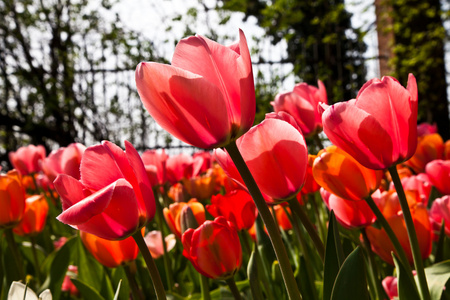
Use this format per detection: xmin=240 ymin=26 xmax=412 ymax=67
xmin=57 ymin=181 xmax=116 ymax=225
xmin=54 ymin=174 xmax=90 ymax=210
xmin=136 ymin=62 xmax=231 ymax=148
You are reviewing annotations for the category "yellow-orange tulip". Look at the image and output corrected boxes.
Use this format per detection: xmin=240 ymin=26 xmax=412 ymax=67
xmin=366 ymin=204 xmax=432 ymax=265
xmin=163 ymin=199 xmax=206 ymax=238
xmin=13 ymin=194 xmax=49 ymax=236
xmin=80 ymin=230 xmax=140 ymax=268
xmin=404 ymin=133 xmax=444 ymax=173
xmin=0 ymin=170 xmax=26 ymax=229
xmin=313 ymin=146 xmax=382 ymax=201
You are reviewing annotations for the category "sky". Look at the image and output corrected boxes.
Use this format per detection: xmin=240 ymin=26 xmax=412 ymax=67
xmin=112 ymin=0 xmax=380 ymax=92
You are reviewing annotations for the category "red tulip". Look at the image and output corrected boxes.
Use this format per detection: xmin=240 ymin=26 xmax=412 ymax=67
xmin=313 ymin=146 xmax=383 ymax=201
xmin=182 ymin=216 xmax=242 ymax=279
xmin=136 ymin=29 xmax=255 ymax=149
xmin=215 ymin=114 xmax=308 ymax=203
xmin=207 ymin=189 xmax=257 ymax=230
xmin=271 ymin=80 xmax=327 ymax=137
xmin=0 ymin=170 xmax=26 ymax=229
xmin=80 ymin=230 xmax=140 ymax=268
xmin=9 ymin=145 xmax=46 ymax=175
xmin=429 ymin=195 xmax=450 ymax=237
xmin=320 ymin=74 xmax=418 ymax=170
xmin=13 ymin=194 xmax=49 ymax=236
xmin=320 ymin=188 xmax=375 ymax=229
xmin=366 ymin=204 xmax=432 ymax=265
xmin=54 ymin=141 xmax=155 ymax=240
xmin=61 ymin=265 xmax=79 ymax=296
xmin=41 ymin=143 xmax=86 ymax=182
xmin=425 ymin=159 xmax=450 ymax=195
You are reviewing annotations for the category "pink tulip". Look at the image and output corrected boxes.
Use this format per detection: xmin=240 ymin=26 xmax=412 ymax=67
xmin=320 ymin=188 xmax=376 ymax=229
xmin=166 ymin=153 xmax=194 ymax=184
xmin=144 ymin=231 xmax=176 ymax=259
xmin=41 ymin=143 xmax=86 ymax=182
xmin=320 ymin=74 xmax=418 ymax=170
xmin=215 ymin=114 xmax=308 ymax=203
xmin=430 ymin=195 xmax=450 ymax=237
xmin=271 ymin=80 xmax=327 ymax=137
xmin=54 ymin=141 xmax=155 ymax=240
xmin=382 ymin=276 xmax=398 ymax=299
xmin=141 ymin=149 xmax=168 ymax=186
xmin=425 ymin=159 xmax=450 ymax=195
xmin=417 ymin=122 xmax=437 ymax=137
xmin=9 ymin=145 xmax=46 ymax=175
xmin=136 ymin=29 xmax=255 ymax=149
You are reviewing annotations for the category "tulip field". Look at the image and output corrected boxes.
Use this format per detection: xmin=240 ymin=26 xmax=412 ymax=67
xmin=3 ymin=29 xmax=450 ymax=300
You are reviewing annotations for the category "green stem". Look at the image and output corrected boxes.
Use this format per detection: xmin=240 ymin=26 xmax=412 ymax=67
xmin=225 ymin=277 xmax=243 ymax=300
xmin=124 ymin=263 xmax=145 ymax=300
xmin=199 ymin=274 xmax=211 ymax=300
xmin=4 ymin=228 xmax=25 ymax=281
xmin=388 ymin=166 xmax=430 ymax=300
xmin=154 ymin=191 xmax=174 ymax=292
xmin=361 ymin=228 xmax=386 ymax=300
xmin=225 ymin=142 xmax=302 ymax=300
xmin=29 ymin=236 xmax=41 ymax=284
xmin=132 ymin=232 xmax=167 ymax=300
xmin=289 ymin=199 xmax=325 ymax=262
xmin=364 ymin=195 xmax=416 ymax=285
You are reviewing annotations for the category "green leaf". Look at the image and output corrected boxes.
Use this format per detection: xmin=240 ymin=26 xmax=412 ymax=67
xmin=75 ymin=236 xmax=104 ymax=291
xmin=330 ymin=247 xmax=369 ymax=300
xmin=323 ymin=210 xmax=344 ymax=300
xmin=299 ymin=255 xmax=318 ymax=300
xmin=71 ymin=278 xmax=105 ymax=300
xmin=113 ymin=280 xmax=122 ymax=300
xmin=247 ymin=250 xmax=264 ymax=300
xmin=421 ymin=260 xmax=450 ymax=300
xmin=111 ymin=267 xmax=130 ymax=300
xmin=48 ymin=236 xmax=77 ymax=300
xmin=434 ymin=220 xmax=446 ymax=263
xmin=392 ymin=254 xmax=420 ymax=300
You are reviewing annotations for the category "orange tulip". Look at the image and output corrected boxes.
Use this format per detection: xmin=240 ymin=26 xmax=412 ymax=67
xmin=404 ymin=133 xmax=444 ymax=173
xmin=182 ymin=170 xmax=216 ymax=200
xmin=0 ymin=170 xmax=26 ymax=229
xmin=313 ymin=146 xmax=383 ymax=201
xmin=444 ymin=139 xmax=450 ymax=160
xmin=273 ymin=205 xmax=292 ymax=231
xmin=300 ymin=154 xmax=320 ymax=195
xmin=13 ymin=194 xmax=49 ymax=236
xmin=366 ymin=204 xmax=432 ymax=265
xmin=163 ymin=199 xmax=206 ymax=238
xmin=80 ymin=230 xmax=140 ymax=268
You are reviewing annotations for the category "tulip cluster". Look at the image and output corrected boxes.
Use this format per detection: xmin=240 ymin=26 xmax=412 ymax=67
xmin=4 ymin=29 xmax=450 ymax=300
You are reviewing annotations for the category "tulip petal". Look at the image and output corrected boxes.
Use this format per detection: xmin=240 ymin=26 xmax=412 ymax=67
xmin=80 ymin=144 xmax=124 ymax=191
xmin=239 ymin=118 xmax=308 ymax=200
xmin=77 ymin=179 xmax=140 ymax=240
xmin=57 ymin=181 xmax=115 ymax=225
xmin=54 ymin=174 xmax=90 ymax=210
xmin=136 ymin=62 xmax=231 ymax=148
xmin=322 ymin=101 xmax=394 ymax=169
xmin=124 ymin=140 xmax=155 ymax=220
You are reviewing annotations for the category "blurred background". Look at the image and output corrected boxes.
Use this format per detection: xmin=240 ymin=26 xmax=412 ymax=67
xmin=1 ymin=0 xmax=449 ymax=168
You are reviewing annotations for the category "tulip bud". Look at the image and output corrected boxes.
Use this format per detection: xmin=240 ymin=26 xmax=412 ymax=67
xmin=180 ymin=206 xmax=199 ymax=234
